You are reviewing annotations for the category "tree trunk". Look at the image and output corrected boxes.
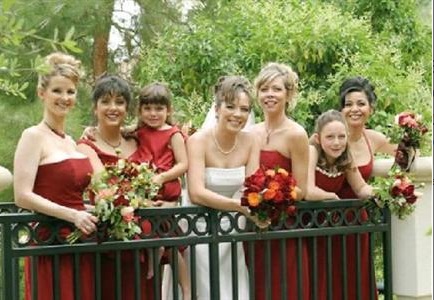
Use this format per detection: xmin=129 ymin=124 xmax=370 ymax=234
xmin=92 ymin=0 xmax=115 ymax=79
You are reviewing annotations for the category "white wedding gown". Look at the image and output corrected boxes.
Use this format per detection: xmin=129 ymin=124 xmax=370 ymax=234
xmin=162 ymin=167 xmax=250 ymax=300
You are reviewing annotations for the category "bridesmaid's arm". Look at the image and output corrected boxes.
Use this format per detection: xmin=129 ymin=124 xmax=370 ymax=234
xmin=345 ymin=165 xmax=373 ymax=199
xmin=14 ymin=129 xmax=97 ymax=234
xmin=0 ymin=165 xmax=12 ymax=192
xmin=367 ymin=129 xmax=397 ymax=156
xmin=187 ymin=133 xmax=245 ymax=213
xmin=305 ymin=146 xmax=339 ymax=201
xmin=287 ymin=128 xmax=309 ymax=200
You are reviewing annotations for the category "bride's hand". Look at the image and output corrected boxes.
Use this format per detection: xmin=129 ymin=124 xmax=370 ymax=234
xmin=238 ymin=206 xmax=270 ymax=229
xmin=247 ymin=214 xmax=271 ymax=229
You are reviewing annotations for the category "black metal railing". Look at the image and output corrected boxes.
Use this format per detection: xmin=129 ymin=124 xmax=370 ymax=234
xmin=0 ymin=200 xmax=392 ymax=300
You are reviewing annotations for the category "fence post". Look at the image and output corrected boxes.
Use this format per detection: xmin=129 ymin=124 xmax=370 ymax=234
xmin=0 ymin=221 xmax=13 ymax=300
xmin=373 ymin=156 xmax=432 ymax=300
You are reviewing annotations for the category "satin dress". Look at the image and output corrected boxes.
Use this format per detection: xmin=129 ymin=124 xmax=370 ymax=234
xmin=78 ymin=140 xmax=155 ymax=300
xmin=246 ymin=150 xmax=310 ymax=300
xmin=24 ymin=158 xmax=95 ymax=300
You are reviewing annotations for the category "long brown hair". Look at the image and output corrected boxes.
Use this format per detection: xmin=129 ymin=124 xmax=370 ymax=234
xmin=311 ymin=109 xmax=353 ymax=172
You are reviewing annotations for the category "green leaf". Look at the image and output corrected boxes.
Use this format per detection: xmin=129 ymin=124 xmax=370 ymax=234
xmin=64 ymin=26 xmax=75 ymax=41
xmin=2 ymin=0 xmax=16 ymax=12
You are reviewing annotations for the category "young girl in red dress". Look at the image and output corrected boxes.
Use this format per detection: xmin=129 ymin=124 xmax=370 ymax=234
xmin=136 ymin=82 xmax=191 ymax=299
xmin=306 ymin=109 xmax=373 ymax=299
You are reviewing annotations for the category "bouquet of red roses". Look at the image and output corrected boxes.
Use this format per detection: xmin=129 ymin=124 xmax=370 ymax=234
xmin=368 ymin=111 xmax=428 ymax=219
xmin=67 ymin=159 xmax=161 ymax=244
xmin=369 ymin=166 xmax=422 ymax=219
xmin=390 ymin=112 xmax=428 ymax=172
xmin=241 ymin=167 xmax=297 ymax=227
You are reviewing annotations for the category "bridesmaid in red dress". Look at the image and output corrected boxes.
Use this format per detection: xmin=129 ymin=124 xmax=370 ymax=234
xmin=13 ymin=52 xmax=98 ymax=300
xmin=306 ymin=110 xmax=373 ymax=299
xmin=335 ymin=77 xmax=396 ymax=299
xmin=77 ymin=75 xmax=155 ymax=300
xmin=249 ymin=62 xmax=310 ymax=300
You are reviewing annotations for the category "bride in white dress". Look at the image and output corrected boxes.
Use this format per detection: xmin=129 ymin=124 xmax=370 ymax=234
xmin=163 ymin=75 xmax=259 ymax=299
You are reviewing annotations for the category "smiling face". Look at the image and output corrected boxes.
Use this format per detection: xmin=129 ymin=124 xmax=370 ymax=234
xmin=95 ymin=93 xmax=128 ymax=127
xmin=341 ymin=91 xmax=373 ymax=128
xmin=139 ymin=103 xmax=169 ymax=129
xmin=216 ymin=91 xmax=251 ymax=132
xmin=317 ymin=120 xmax=348 ymax=163
xmin=39 ymin=75 xmax=77 ymax=118
xmin=257 ymin=76 xmax=288 ymax=115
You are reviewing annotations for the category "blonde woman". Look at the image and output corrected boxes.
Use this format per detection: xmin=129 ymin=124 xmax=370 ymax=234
xmin=249 ymin=62 xmax=310 ymax=300
xmin=14 ymin=52 xmax=97 ymax=300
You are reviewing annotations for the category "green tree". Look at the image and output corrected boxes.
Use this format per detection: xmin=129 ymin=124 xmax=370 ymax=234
xmin=0 ymin=0 xmax=81 ymax=98
xmin=134 ymin=0 xmax=431 ymax=140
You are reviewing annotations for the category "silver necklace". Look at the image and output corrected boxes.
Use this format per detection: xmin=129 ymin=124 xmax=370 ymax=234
xmin=265 ymin=119 xmax=286 ymax=144
xmin=212 ymin=128 xmax=238 ymax=155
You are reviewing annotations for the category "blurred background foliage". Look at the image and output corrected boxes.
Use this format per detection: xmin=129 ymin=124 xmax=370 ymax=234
xmin=0 ymin=0 xmax=432 ymax=200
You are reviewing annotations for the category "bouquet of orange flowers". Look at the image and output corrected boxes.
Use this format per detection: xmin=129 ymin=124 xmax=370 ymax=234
xmin=67 ymin=159 xmax=161 ymax=244
xmin=241 ymin=167 xmax=297 ymax=227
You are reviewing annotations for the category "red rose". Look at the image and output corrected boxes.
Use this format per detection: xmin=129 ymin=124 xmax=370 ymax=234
xmin=390 ymin=186 xmax=401 ymax=197
xmin=273 ymin=190 xmax=285 ymax=203
xmin=405 ymin=194 xmax=417 ymax=204
xmin=114 ymin=195 xmax=129 ymax=207
xmin=246 ymin=169 xmax=266 ymax=189
xmin=401 ymin=184 xmax=415 ymax=197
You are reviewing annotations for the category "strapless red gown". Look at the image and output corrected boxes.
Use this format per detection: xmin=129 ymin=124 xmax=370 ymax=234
xmin=313 ymin=169 xmax=346 ymax=300
xmin=78 ymin=140 xmax=155 ymax=300
xmin=137 ymin=125 xmax=185 ymax=202
xmin=246 ymin=150 xmax=310 ymax=300
xmin=334 ymin=132 xmax=377 ymax=300
xmin=24 ymin=158 xmax=94 ymax=300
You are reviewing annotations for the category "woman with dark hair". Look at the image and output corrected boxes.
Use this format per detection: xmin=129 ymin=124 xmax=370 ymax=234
xmin=77 ymin=75 xmax=155 ymax=300
xmin=338 ymin=76 xmax=396 ymax=199
xmin=335 ymin=76 xmax=396 ymax=300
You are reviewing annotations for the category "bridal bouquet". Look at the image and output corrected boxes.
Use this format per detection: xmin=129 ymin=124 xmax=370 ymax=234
xmin=67 ymin=159 xmax=161 ymax=244
xmin=369 ymin=166 xmax=422 ymax=219
xmin=390 ymin=112 xmax=428 ymax=171
xmin=368 ymin=111 xmax=428 ymax=219
xmin=241 ymin=167 xmax=298 ymax=227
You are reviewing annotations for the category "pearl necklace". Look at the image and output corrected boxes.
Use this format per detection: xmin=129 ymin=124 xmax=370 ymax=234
xmin=315 ymin=166 xmax=344 ymax=178
xmin=212 ymin=128 xmax=238 ymax=155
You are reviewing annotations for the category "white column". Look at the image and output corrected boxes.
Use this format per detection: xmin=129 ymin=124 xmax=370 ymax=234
xmin=373 ymin=157 xmax=432 ymax=300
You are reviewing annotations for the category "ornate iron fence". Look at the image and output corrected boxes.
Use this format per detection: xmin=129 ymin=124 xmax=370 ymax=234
xmin=0 ymin=200 xmax=392 ymax=300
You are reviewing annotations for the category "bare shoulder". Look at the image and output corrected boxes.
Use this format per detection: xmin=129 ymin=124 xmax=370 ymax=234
xmin=238 ymin=130 xmax=257 ymax=146
xmin=364 ymin=128 xmax=388 ymax=146
xmin=187 ymin=129 xmax=209 ymax=146
xmin=19 ymin=126 xmax=46 ymax=148
xmin=21 ymin=126 xmax=43 ymax=139
xmin=285 ymin=120 xmax=308 ymax=140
